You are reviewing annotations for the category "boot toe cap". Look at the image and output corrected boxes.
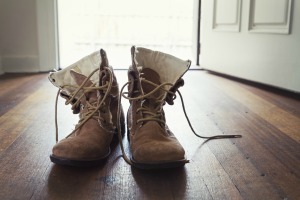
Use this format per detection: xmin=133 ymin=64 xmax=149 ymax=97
xmin=52 ymin=138 xmax=109 ymax=160
xmin=132 ymin=140 xmax=185 ymax=163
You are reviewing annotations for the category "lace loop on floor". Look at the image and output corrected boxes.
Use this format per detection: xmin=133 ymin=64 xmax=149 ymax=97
xmin=116 ymin=78 xmax=242 ymax=165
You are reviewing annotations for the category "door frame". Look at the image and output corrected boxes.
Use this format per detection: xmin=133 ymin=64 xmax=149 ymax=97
xmin=36 ymin=0 xmax=59 ymax=71
xmin=196 ymin=0 xmax=201 ymax=66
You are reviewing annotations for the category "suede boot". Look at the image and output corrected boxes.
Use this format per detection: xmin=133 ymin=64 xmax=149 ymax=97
xmin=116 ymin=47 xmax=241 ymax=169
xmin=123 ymin=46 xmax=191 ymax=169
xmin=49 ymin=49 xmax=125 ymax=167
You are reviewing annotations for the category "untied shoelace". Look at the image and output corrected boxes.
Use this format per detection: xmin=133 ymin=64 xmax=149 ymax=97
xmin=116 ymin=77 xmax=242 ymax=165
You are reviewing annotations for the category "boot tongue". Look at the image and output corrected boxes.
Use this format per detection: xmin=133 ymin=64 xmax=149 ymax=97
xmin=70 ymin=70 xmax=97 ymax=103
xmin=141 ymin=68 xmax=162 ymax=97
xmin=98 ymin=69 xmax=109 ymax=99
xmin=135 ymin=47 xmax=191 ymax=93
xmin=140 ymin=68 xmax=163 ymax=109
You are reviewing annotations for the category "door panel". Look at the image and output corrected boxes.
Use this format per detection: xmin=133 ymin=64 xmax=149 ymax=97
xmin=201 ymin=0 xmax=300 ymax=92
xmin=212 ymin=0 xmax=241 ymax=32
xmin=249 ymin=0 xmax=292 ymax=34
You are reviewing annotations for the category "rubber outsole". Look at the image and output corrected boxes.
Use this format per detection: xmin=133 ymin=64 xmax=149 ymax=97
xmin=50 ymin=152 xmax=109 ymax=167
xmin=130 ymin=158 xmax=189 ymax=170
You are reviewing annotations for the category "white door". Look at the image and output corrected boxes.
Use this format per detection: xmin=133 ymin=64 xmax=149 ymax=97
xmin=200 ymin=0 xmax=300 ymax=92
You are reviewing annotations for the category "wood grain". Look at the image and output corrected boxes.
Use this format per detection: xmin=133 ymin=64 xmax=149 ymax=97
xmin=0 ymin=71 xmax=299 ymax=200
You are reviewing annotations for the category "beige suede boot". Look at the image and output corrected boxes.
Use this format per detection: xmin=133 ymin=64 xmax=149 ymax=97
xmin=117 ymin=46 xmax=241 ymax=169
xmin=118 ymin=46 xmax=190 ymax=169
xmin=49 ymin=49 xmax=125 ymax=167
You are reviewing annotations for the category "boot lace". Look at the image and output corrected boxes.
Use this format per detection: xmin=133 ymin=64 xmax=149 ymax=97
xmin=117 ymin=78 xmax=242 ymax=165
xmin=129 ymin=78 xmax=172 ymax=126
xmin=54 ymin=67 xmax=113 ymax=142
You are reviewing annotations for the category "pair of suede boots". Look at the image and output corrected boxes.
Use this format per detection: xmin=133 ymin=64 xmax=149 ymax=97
xmin=49 ymin=46 xmax=240 ymax=170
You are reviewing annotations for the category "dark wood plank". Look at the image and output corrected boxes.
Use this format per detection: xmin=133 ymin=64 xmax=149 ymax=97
xmin=174 ymin=99 xmax=281 ymax=200
xmin=182 ymin=71 xmax=299 ymax=199
xmin=240 ymin=84 xmax=300 ymax=117
xmin=207 ymin=71 xmax=300 ymax=117
xmin=0 ymin=70 xmax=299 ymax=200
xmin=0 ymin=73 xmax=46 ymax=116
xmin=206 ymin=72 xmax=300 ymax=143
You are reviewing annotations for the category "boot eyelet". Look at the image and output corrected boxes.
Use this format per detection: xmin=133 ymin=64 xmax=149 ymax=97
xmin=80 ymin=104 xmax=84 ymax=110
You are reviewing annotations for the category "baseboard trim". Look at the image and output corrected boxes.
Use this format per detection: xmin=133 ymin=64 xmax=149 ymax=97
xmin=206 ymin=70 xmax=300 ymax=99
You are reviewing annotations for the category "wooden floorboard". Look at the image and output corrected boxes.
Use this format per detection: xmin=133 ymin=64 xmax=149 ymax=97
xmin=0 ymin=73 xmax=46 ymax=116
xmin=0 ymin=70 xmax=299 ymax=200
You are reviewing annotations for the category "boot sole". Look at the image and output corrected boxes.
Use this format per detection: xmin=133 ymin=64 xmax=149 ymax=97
xmin=50 ymin=151 xmax=110 ymax=167
xmin=50 ymin=120 xmax=126 ymax=167
xmin=130 ymin=158 xmax=188 ymax=170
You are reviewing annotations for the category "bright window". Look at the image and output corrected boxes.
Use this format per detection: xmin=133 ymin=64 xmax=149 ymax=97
xmin=58 ymin=0 xmax=197 ymax=69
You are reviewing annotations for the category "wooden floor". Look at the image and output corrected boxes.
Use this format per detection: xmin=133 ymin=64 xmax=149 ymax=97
xmin=0 ymin=70 xmax=299 ymax=200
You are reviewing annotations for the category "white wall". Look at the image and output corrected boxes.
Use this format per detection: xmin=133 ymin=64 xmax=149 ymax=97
xmin=201 ymin=0 xmax=300 ymax=92
xmin=0 ymin=27 xmax=2 ymax=74
xmin=0 ymin=0 xmax=4 ymax=74
xmin=36 ymin=0 xmax=59 ymax=72
xmin=0 ymin=0 xmax=57 ymax=74
xmin=0 ymin=0 xmax=39 ymax=73
xmin=0 ymin=56 xmax=3 ymax=75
